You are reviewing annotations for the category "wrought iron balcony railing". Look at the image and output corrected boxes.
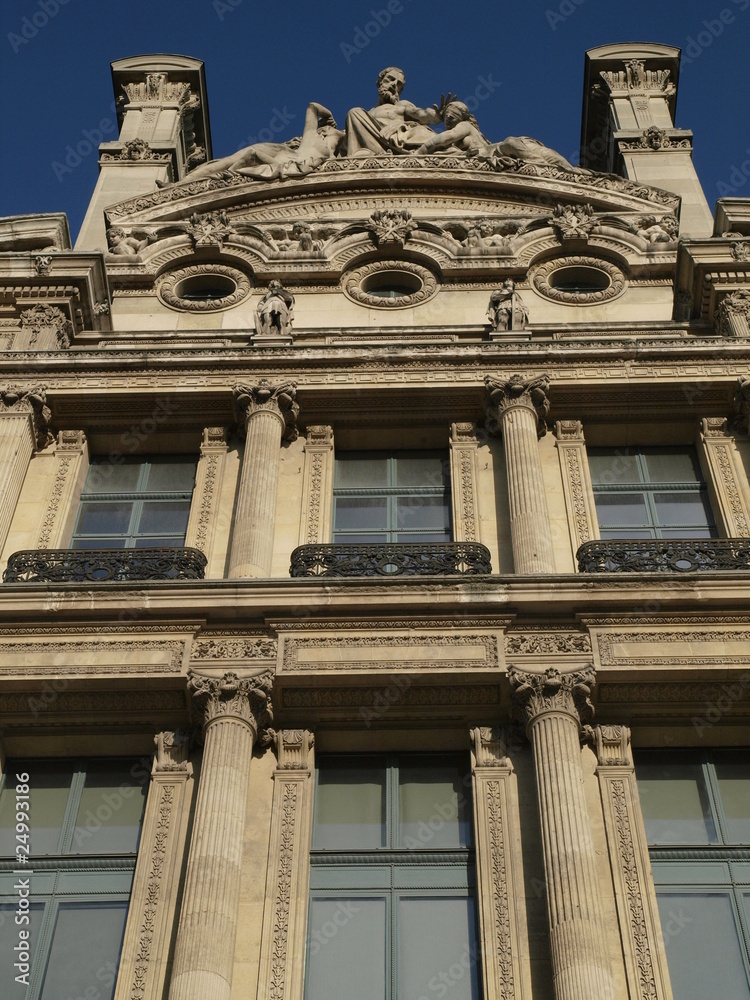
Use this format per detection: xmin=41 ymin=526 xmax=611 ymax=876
xmin=290 ymin=542 xmax=492 ymax=578
xmin=576 ymin=538 xmax=750 ymax=573
xmin=3 ymin=547 xmax=207 ymax=583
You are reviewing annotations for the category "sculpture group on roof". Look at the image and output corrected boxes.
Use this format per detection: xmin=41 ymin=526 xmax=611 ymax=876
xmin=161 ymin=66 xmax=588 ymax=190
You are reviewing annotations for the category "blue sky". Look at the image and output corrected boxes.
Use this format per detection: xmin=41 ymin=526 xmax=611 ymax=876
xmin=2 ymin=0 xmax=748 ymax=240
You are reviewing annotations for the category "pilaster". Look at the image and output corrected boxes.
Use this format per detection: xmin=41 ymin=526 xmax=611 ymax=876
xmin=470 ymin=726 xmax=530 ymax=1000
xmin=34 ymin=430 xmax=88 ymax=549
xmin=509 ymin=665 xmax=616 ymax=1000
xmin=168 ymin=671 xmax=273 ymax=1000
xmin=184 ymin=427 xmax=229 ymax=573
xmin=587 ymin=725 xmax=674 ymax=1000
xmin=114 ymin=731 xmax=194 ymax=1000
xmin=257 ymin=730 xmax=316 ymax=1000
xmin=485 ymin=374 xmax=555 ymax=573
xmin=450 ymin=422 xmax=481 ymax=543
xmin=298 ymin=426 xmax=334 ymax=545
xmin=0 ymin=387 xmax=53 ymax=558
xmin=555 ymin=420 xmax=599 ymax=557
xmin=698 ymin=417 xmax=750 ymax=537
xmin=228 ymin=382 xmax=298 ymax=578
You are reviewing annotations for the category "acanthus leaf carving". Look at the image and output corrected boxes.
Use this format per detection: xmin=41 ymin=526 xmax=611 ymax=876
xmin=233 ymin=381 xmax=299 ymax=442
xmin=188 ymin=669 xmax=274 ymax=741
xmin=484 ymin=373 xmax=551 ymax=438
xmin=508 ymin=665 xmax=596 ymax=727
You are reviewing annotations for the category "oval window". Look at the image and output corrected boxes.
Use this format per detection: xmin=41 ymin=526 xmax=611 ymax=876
xmin=548 ymin=266 xmax=610 ymax=294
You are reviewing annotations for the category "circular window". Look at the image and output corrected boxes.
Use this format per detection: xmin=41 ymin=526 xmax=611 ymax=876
xmin=343 ymin=261 xmax=438 ymax=308
xmin=531 ymin=256 xmax=625 ymax=304
xmin=157 ymin=264 xmax=251 ymax=312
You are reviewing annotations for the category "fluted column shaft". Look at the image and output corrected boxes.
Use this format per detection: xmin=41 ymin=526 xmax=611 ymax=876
xmin=485 ymin=374 xmax=555 ymax=573
xmin=168 ymin=672 xmax=273 ymax=1000
xmin=0 ymin=388 xmax=51 ymax=555
xmin=510 ymin=666 xmax=615 ymax=1000
xmin=228 ymin=382 xmax=298 ymax=578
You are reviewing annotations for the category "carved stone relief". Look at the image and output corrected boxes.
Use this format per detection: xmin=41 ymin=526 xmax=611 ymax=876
xmin=449 ymin=422 xmax=480 ymax=542
xmin=35 ymin=429 xmax=87 ymax=549
xmin=554 ymin=419 xmax=599 ymax=553
xmin=184 ymin=427 xmax=228 ymax=563
xmin=698 ymin=417 xmax=750 ymax=537
xmin=299 ymin=425 xmax=334 ymax=546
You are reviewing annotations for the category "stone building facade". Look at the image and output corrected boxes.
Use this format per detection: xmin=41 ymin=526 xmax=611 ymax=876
xmin=1 ymin=42 xmax=749 ymax=1000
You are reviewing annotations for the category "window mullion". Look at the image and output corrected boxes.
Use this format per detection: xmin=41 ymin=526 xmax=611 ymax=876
xmin=705 ymin=759 xmax=732 ymax=846
xmin=58 ymin=764 xmax=84 ymax=855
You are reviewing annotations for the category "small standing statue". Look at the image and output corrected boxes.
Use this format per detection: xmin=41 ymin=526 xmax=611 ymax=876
xmin=487 ymin=279 xmax=529 ymax=332
xmin=255 ymin=280 xmax=295 ymax=340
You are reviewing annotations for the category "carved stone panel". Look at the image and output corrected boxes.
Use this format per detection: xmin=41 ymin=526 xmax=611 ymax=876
xmin=35 ymin=430 xmax=88 ymax=549
xmin=590 ymin=725 xmax=674 ymax=1000
xmin=184 ymin=426 xmax=229 ymax=569
xmin=698 ymin=418 xmax=750 ymax=537
xmin=555 ymin=419 xmax=599 ymax=554
xmin=298 ymin=425 xmax=334 ymax=545
xmin=256 ymin=730 xmax=315 ymax=1000
xmin=450 ymin=422 xmax=481 ymax=543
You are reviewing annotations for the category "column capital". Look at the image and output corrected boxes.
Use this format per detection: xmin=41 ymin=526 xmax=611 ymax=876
xmin=584 ymin=724 xmax=632 ymax=767
xmin=470 ymin=726 xmax=511 ymax=768
xmin=153 ymin=728 xmax=193 ymax=773
xmin=508 ymin=664 xmax=596 ymax=729
xmin=188 ymin=670 xmax=274 ymax=741
xmin=273 ymin=729 xmax=315 ymax=771
xmin=232 ymin=380 xmax=298 ymax=442
xmin=484 ymin=373 xmax=550 ymax=438
xmin=0 ymin=385 xmax=53 ymax=449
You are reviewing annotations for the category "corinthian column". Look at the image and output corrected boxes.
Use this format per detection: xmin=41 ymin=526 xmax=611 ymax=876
xmin=485 ymin=374 xmax=555 ymax=573
xmin=168 ymin=670 xmax=273 ymax=1000
xmin=0 ymin=387 xmax=52 ymax=556
xmin=228 ymin=381 xmax=298 ymax=578
xmin=508 ymin=666 xmax=615 ymax=1000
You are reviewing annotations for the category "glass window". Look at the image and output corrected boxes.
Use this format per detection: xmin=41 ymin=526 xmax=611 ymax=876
xmin=0 ymin=758 xmax=148 ymax=1000
xmin=333 ymin=451 xmax=451 ymax=543
xmin=589 ymin=447 xmax=716 ymax=540
xmin=636 ymin=750 xmax=750 ymax=999
xmin=306 ymin=753 xmax=479 ymax=1000
xmin=71 ymin=456 xmax=196 ymax=549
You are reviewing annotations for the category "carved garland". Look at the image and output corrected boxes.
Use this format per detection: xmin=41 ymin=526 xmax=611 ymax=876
xmin=130 ymin=783 xmax=175 ymax=1000
xmin=530 ymin=255 xmax=626 ymax=304
xmin=486 ymin=779 xmax=515 ymax=999
xmin=156 ymin=264 xmax=251 ymax=312
xmin=268 ymin=781 xmax=299 ymax=1000
xmin=36 ymin=454 xmax=75 ymax=548
xmin=459 ymin=449 xmax=477 ymax=541
xmin=306 ymin=452 xmax=324 ymax=544
xmin=342 ymin=260 xmax=438 ymax=309
xmin=194 ymin=452 xmax=218 ymax=553
xmin=565 ymin=447 xmax=592 ymax=545
xmin=713 ymin=443 xmax=750 ymax=536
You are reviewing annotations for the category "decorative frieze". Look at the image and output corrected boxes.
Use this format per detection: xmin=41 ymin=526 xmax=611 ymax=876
xmin=505 ymin=628 xmax=591 ymax=656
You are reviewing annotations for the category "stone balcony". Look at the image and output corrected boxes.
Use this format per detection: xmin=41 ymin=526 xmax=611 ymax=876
xmin=3 ymin=547 xmax=207 ymax=583
xmin=290 ymin=542 xmax=493 ymax=578
xmin=576 ymin=538 xmax=750 ymax=573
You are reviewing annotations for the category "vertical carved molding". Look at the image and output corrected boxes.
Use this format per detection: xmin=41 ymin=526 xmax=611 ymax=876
xmin=450 ymin=423 xmax=481 ymax=542
xmin=698 ymin=417 xmax=750 ymax=537
xmin=298 ymin=426 xmax=334 ymax=545
xmin=185 ymin=427 xmax=229 ymax=567
xmin=555 ymin=420 xmax=599 ymax=556
xmin=470 ymin=726 xmax=530 ymax=1000
xmin=0 ymin=387 xmax=53 ymax=558
xmin=114 ymin=731 xmax=194 ymax=1000
xmin=257 ymin=730 xmax=316 ymax=1000
xmin=588 ymin=725 xmax=674 ymax=1000
xmin=485 ymin=374 xmax=555 ymax=573
xmin=35 ymin=430 xmax=87 ymax=548
xmin=168 ymin=671 xmax=273 ymax=1000
xmin=228 ymin=382 xmax=298 ymax=578
xmin=509 ymin=665 xmax=616 ymax=1000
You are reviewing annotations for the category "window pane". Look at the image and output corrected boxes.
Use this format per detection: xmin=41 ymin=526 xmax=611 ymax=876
xmin=396 ymin=531 xmax=452 ymax=543
xmin=334 ymin=498 xmax=388 ymax=532
xmin=314 ymin=759 xmax=386 ymax=849
xmin=637 ymin=758 xmax=717 ymax=844
xmin=595 ymin=493 xmax=649 ymax=527
xmin=397 ymin=497 xmax=451 ymax=532
xmin=714 ymin=756 xmax=750 ymax=844
xmin=660 ymin=528 xmax=715 ymax=539
xmin=657 ymin=892 xmax=750 ymax=1000
xmin=132 ymin=536 xmax=187 ymax=548
xmin=395 ymin=453 xmax=447 ymax=487
xmin=306 ymin=897 xmax=386 ymax=1000
xmin=144 ymin=460 xmax=196 ymax=492
xmin=588 ymin=451 xmax=641 ymax=484
xmin=76 ymin=502 xmax=134 ymax=537
xmin=398 ymin=896 xmax=479 ymax=1000
xmin=71 ymin=760 xmax=147 ymax=854
xmin=644 ymin=449 xmax=702 ymax=483
xmin=84 ymin=462 xmax=142 ymax=494
xmin=399 ymin=756 xmax=471 ymax=849
xmin=335 ymin=455 xmax=387 ymax=488
xmin=0 ymin=762 xmax=72 ymax=856
xmin=599 ymin=529 xmax=654 ymax=540
xmin=653 ymin=492 xmax=713 ymax=529
xmin=70 ymin=538 xmax=128 ymax=550
xmin=0 ymin=901 xmax=44 ymax=994
xmin=39 ymin=901 xmax=128 ymax=1000
xmin=331 ymin=532 xmax=389 ymax=544
xmin=137 ymin=501 xmax=191 ymax=536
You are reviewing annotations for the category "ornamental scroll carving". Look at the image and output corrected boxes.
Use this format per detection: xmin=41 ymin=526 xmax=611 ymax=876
xmin=153 ymin=729 xmax=192 ymax=772
xmin=508 ymin=664 xmax=596 ymax=727
xmin=715 ymin=290 xmax=750 ymax=336
xmin=0 ymin=385 xmax=53 ymax=449
xmin=19 ymin=304 xmax=72 ymax=349
xmin=585 ymin=723 xmax=632 ymax=767
xmin=274 ymin=729 xmax=315 ymax=770
xmin=233 ymin=381 xmax=299 ymax=442
xmin=471 ymin=726 xmax=510 ymax=767
xmin=450 ymin=422 xmax=480 ymax=543
xmin=484 ymin=373 xmax=551 ymax=439
xmin=188 ymin=670 xmax=274 ymax=740
xmin=300 ymin=425 xmax=334 ymax=546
